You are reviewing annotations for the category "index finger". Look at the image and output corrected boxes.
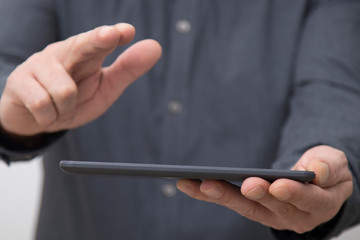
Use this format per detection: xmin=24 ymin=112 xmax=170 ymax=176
xmin=60 ymin=23 xmax=135 ymax=73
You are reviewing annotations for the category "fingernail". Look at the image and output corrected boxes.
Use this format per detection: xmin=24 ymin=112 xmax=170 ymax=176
xmin=115 ymin=23 xmax=131 ymax=31
xmin=318 ymin=162 xmax=330 ymax=186
xmin=244 ymin=186 xmax=265 ymax=200
xmin=272 ymin=187 xmax=291 ymax=201
xmin=99 ymin=26 xmax=114 ymax=37
xmin=202 ymin=185 xmax=223 ymax=199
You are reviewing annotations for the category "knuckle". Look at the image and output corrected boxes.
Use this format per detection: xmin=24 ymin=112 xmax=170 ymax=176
xmin=325 ymin=201 xmax=341 ymax=218
xmin=293 ymin=219 xmax=318 ymax=234
xmin=43 ymin=41 xmax=59 ymax=52
xmin=71 ymin=34 xmax=105 ymax=58
xmin=270 ymin=222 xmax=283 ymax=231
xmin=55 ymin=84 xmax=78 ymax=101
xmin=344 ymin=181 xmax=354 ymax=198
xmin=336 ymin=149 xmax=346 ymax=158
xmin=6 ymin=72 xmax=18 ymax=87
xmin=276 ymin=205 xmax=292 ymax=217
xmin=70 ymin=39 xmax=84 ymax=55
xmin=293 ymin=225 xmax=311 ymax=234
xmin=336 ymin=150 xmax=347 ymax=164
xmin=306 ymin=196 xmax=324 ymax=212
xmin=284 ymin=217 xmax=313 ymax=234
xmin=57 ymin=110 xmax=76 ymax=124
xmin=30 ymin=44 xmax=56 ymax=62
xmin=28 ymin=52 xmax=42 ymax=62
xmin=27 ymin=95 xmax=51 ymax=113
xmin=27 ymin=96 xmax=57 ymax=126
xmin=243 ymin=207 xmax=258 ymax=219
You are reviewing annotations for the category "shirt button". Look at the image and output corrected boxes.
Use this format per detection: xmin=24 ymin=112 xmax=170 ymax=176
xmin=167 ymin=100 xmax=183 ymax=115
xmin=175 ymin=19 xmax=191 ymax=34
xmin=161 ymin=182 xmax=177 ymax=198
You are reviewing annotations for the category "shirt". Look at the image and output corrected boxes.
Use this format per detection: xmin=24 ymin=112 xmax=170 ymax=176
xmin=1 ymin=0 xmax=360 ymax=239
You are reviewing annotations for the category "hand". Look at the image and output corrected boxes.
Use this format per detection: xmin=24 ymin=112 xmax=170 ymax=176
xmin=0 ymin=23 xmax=162 ymax=136
xmin=177 ymin=145 xmax=353 ymax=234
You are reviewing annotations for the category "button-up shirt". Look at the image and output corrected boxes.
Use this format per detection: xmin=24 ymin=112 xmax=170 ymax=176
xmin=1 ymin=0 xmax=360 ymax=239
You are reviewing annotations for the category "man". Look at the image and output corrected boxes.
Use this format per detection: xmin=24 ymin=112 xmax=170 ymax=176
xmin=0 ymin=0 xmax=359 ymax=239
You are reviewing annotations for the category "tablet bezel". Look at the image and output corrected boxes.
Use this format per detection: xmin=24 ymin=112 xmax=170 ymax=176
xmin=59 ymin=161 xmax=315 ymax=183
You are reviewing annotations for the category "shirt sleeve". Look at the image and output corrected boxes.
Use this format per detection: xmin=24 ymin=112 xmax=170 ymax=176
xmin=0 ymin=0 xmax=61 ymax=162
xmin=272 ymin=0 xmax=360 ymax=239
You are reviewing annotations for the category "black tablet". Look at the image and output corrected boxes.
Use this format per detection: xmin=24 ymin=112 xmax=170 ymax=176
xmin=59 ymin=161 xmax=315 ymax=183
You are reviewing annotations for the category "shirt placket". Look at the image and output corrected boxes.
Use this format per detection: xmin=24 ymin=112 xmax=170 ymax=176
xmin=160 ymin=1 xmax=198 ymax=165
xmin=156 ymin=0 xmax=199 ymax=238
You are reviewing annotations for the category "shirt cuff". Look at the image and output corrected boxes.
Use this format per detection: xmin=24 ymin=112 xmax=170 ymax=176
xmin=0 ymin=130 xmax=66 ymax=164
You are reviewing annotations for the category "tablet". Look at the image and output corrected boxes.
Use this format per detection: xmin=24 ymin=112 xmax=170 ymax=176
xmin=59 ymin=161 xmax=315 ymax=183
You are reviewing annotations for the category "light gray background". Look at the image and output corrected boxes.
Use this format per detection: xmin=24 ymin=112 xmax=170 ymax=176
xmin=0 ymin=158 xmax=359 ymax=240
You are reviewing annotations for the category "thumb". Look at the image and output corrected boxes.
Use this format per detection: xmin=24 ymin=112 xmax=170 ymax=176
xmin=307 ymin=160 xmax=330 ymax=187
xmin=295 ymin=146 xmax=351 ymax=188
xmin=100 ymin=39 xmax=162 ymax=104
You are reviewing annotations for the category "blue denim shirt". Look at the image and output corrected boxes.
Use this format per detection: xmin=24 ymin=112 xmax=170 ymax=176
xmin=1 ymin=0 xmax=360 ymax=239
